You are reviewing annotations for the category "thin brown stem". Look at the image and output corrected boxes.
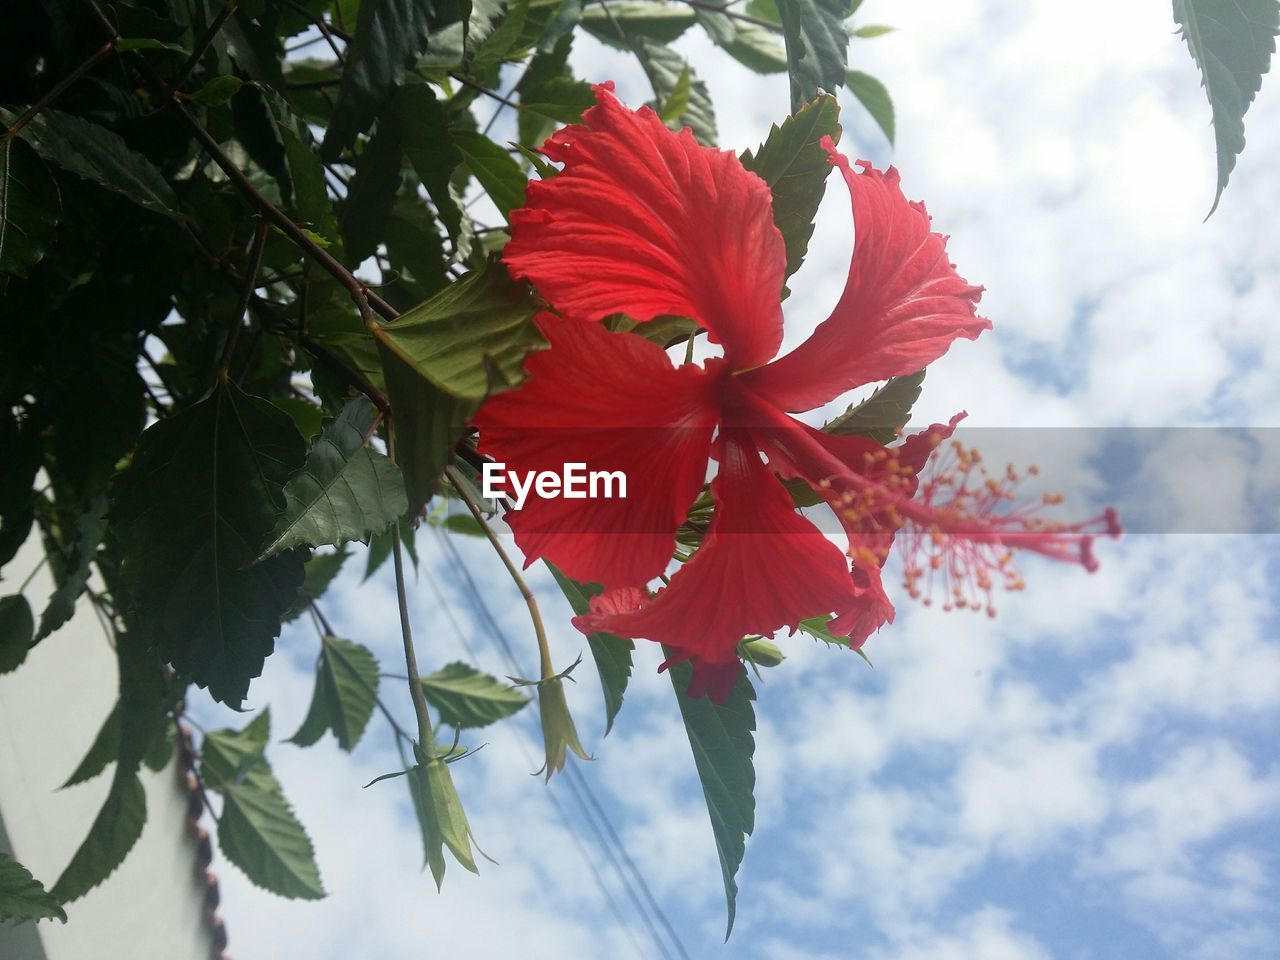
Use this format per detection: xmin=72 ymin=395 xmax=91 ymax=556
xmin=173 ymin=0 xmax=238 ymax=90
xmin=445 ymin=465 xmax=555 ymax=678
xmin=676 ymin=0 xmax=781 ymax=31
xmin=218 ymin=216 xmax=269 ymax=382
xmin=279 ymin=0 xmax=349 ymax=60
xmin=3 ymin=42 xmax=114 ymax=138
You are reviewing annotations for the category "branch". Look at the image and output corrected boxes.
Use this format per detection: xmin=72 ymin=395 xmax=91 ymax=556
xmin=389 ymin=431 xmax=438 ymax=760
xmin=174 ymin=0 xmax=239 ymax=91
xmin=445 ymin=465 xmax=555 ymax=678
xmin=2 ymin=42 xmax=114 ymax=139
xmin=217 ymin=216 xmax=269 ymax=382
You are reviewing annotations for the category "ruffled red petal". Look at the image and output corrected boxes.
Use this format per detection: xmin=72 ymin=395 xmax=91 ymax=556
xmin=504 ymin=83 xmax=787 ymax=371
xmin=742 ymin=141 xmax=990 ymax=412
xmin=473 ymin=313 xmax=719 ymax=588
xmin=585 ymin=431 xmax=861 ymax=702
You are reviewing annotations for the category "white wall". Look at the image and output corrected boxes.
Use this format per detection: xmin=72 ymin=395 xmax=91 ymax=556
xmin=0 ymin=533 xmax=216 ymax=960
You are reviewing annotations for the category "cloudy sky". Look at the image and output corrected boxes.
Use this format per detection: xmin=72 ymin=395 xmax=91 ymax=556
xmin=191 ymin=3 xmax=1280 ymax=958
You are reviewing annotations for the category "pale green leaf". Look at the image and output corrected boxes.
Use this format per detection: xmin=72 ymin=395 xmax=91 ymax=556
xmin=420 ymin=661 xmax=529 ymax=728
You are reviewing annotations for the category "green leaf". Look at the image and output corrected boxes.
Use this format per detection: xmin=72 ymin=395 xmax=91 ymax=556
xmin=546 ymin=563 xmax=633 ymax=735
xmin=0 ymin=594 xmax=33 ymax=674
xmin=322 ymin=0 xmax=465 ymax=158
xmin=665 ymin=656 xmax=756 ymax=939
xmin=340 ymin=111 xmax=403 ymax=265
xmin=62 ymin=704 xmax=121 ymax=789
xmin=519 ymin=76 xmax=597 ymax=131
xmin=420 ymin=661 xmax=529 ymax=728
xmin=410 ymin=758 xmax=480 ymax=889
xmin=384 ymin=194 xmax=449 ymax=298
xmin=701 ymin=14 xmax=788 ymax=74
xmin=580 ymin=2 xmax=696 ymax=46
xmin=798 ymin=614 xmax=872 ymax=664
xmin=471 ymin=0 xmax=532 ymax=70
xmin=660 ymin=65 xmax=693 ymax=123
xmin=363 ymin=515 xmax=420 ymax=580
xmin=0 ymin=852 xmax=67 ymax=925
xmin=0 ymin=136 xmax=61 ymax=280
xmin=823 ymin=369 xmax=924 ymax=443
xmin=379 ymin=351 xmax=475 ymax=512
xmin=1173 ymin=0 xmax=1280 ymax=214
xmin=110 ymin=383 xmax=307 ymax=707
xmin=439 ymin=512 xmax=485 ymax=536
xmin=400 ymin=84 xmax=465 ymax=244
xmin=775 ymin=0 xmax=854 ymax=111
xmin=289 ymin=635 xmax=380 ymax=751
xmin=189 ymin=75 xmax=245 ymax=105
xmin=2 ymin=108 xmax=181 ymax=219
xmin=852 ymin=23 xmax=893 ymax=38
xmin=846 ymin=68 xmax=895 ymax=146
xmin=451 ymin=130 xmax=529 ymax=220
xmin=218 ymin=782 xmax=326 ymax=900
xmin=259 ymin=398 xmax=407 ymax=557
xmin=116 ymin=37 xmax=191 ymax=53
xmin=634 ymin=39 xmax=718 ymax=144
xmin=374 ymin=257 xmax=545 ymax=402
xmin=50 ymin=770 xmax=146 ymax=904
xmin=740 ymin=93 xmax=841 ymax=280
xmin=284 ymin=547 xmax=350 ymax=622
xmin=262 ymin=91 xmax=343 ymax=249
xmin=36 ymin=494 xmax=107 ymax=642
xmin=203 ymin=712 xmax=326 ymax=900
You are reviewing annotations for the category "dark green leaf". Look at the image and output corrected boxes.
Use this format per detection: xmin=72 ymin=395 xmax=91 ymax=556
xmin=289 ymin=635 xmax=380 ymax=751
xmin=203 ymin=712 xmax=326 ymax=899
xmin=110 ymin=383 xmax=307 ymax=707
xmin=341 ymin=114 xmax=404 ymax=264
xmin=322 ymin=0 xmax=465 ymax=158
xmin=0 ymin=136 xmax=61 ymax=280
xmin=519 ymin=76 xmax=596 ymax=134
xmin=384 ymin=194 xmax=450 ymax=298
xmin=546 ymin=563 xmax=633 ymax=734
xmin=823 ymin=370 xmax=924 ymax=443
xmin=260 ymin=398 xmax=407 ymax=557
xmin=262 ymin=92 xmax=343 ymax=249
xmin=775 ymin=0 xmax=854 ymax=111
xmin=116 ymin=37 xmax=191 ymax=53
xmin=36 ymin=494 xmax=107 ymax=642
xmin=471 ymin=0 xmax=532 ymax=70
xmin=2 ymin=108 xmax=181 ymax=219
xmin=741 ymin=93 xmax=841 ymax=280
xmin=665 ymin=655 xmax=755 ymax=939
xmin=1173 ymin=0 xmax=1280 ymax=214
xmin=218 ymin=783 xmax=326 ymax=900
xmin=61 ymin=704 xmax=121 ymax=789
xmin=580 ymin=2 xmax=696 ymax=46
xmin=0 ymin=852 xmax=67 ymax=925
xmin=400 ymin=85 xmax=465 ymax=244
xmin=0 ymin=595 xmax=33 ymax=674
xmin=284 ymin=547 xmax=350 ymax=622
xmin=50 ymin=770 xmax=146 ymax=904
xmin=421 ymin=661 xmax=529 ymax=727
xmin=379 ymin=350 xmax=474 ymax=511
xmin=634 ymin=39 xmax=717 ymax=144
xmin=451 ymin=130 xmax=529 ymax=220
xmin=846 ymin=68 xmax=895 ymax=145
xmin=374 ymin=257 xmax=545 ymax=401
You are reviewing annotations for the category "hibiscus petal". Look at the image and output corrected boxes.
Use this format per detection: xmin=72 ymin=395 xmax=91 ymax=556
xmin=473 ymin=313 xmax=718 ymax=588
xmin=504 ymin=83 xmax=787 ymax=370
xmin=586 ymin=431 xmax=860 ymax=702
xmin=743 ymin=140 xmax=990 ymax=412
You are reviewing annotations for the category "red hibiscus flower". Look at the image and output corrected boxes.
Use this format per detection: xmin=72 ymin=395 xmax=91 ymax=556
xmin=473 ymin=84 xmax=1118 ymax=702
